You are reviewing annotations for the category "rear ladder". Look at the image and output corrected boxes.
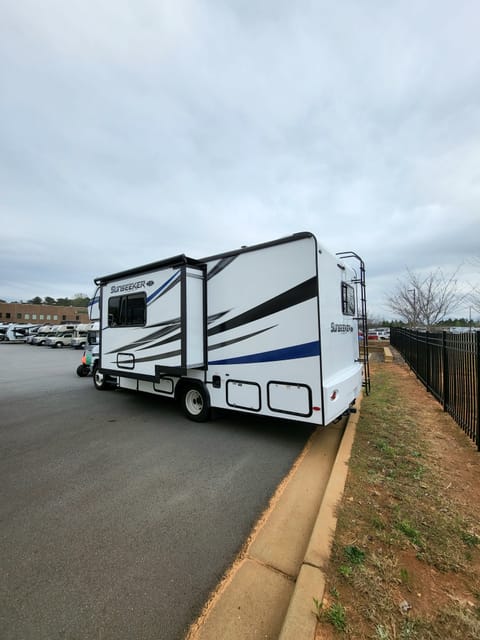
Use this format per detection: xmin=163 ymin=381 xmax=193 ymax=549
xmin=336 ymin=251 xmax=371 ymax=395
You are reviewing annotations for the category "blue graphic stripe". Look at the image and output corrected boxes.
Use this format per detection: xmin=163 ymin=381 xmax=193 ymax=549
xmin=146 ymin=271 xmax=180 ymax=304
xmin=208 ymin=340 xmax=320 ymax=366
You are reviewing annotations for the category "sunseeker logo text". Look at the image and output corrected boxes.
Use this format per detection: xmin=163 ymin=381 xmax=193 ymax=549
xmin=111 ymin=280 xmax=150 ymax=294
xmin=330 ymin=322 xmax=354 ymax=333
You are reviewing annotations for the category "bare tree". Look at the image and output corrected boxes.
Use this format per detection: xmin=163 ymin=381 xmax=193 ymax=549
xmin=386 ymin=267 xmax=463 ymax=329
xmin=468 ymin=257 xmax=480 ymax=315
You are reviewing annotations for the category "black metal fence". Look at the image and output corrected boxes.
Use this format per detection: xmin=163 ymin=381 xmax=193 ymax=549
xmin=390 ymin=328 xmax=480 ymax=451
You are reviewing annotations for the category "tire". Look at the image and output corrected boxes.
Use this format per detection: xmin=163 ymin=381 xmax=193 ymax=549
xmin=76 ymin=364 xmax=90 ymax=377
xmin=92 ymin=363 xmax=116 ymax=391
xmin=180 ymin=382 xmax=211 ymax=422
xmin=55 ymin=342 xmax=63 ymax=348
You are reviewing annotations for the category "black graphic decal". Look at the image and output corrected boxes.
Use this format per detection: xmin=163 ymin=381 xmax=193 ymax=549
xmin=106 ymin=320 xmax=181 ymax=354
xmin=207 ymin=255 xmax=238 ymax=280
xmin=208 ymin=325 xmax=277 ymax=352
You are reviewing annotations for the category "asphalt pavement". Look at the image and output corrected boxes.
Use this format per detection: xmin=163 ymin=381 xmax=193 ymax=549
xmin=0 ymin=344 xmax=314 ymax=640
xmin=185 ymin=406 xmax=360 ymax=640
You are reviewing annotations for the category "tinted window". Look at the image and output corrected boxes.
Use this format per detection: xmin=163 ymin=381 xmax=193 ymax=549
xmin=108 ymin=293 xmax=146 ymax=327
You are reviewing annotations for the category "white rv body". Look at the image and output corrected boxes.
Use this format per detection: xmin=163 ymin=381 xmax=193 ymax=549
xmin=93 ymin=233 xmax=366 ymax=425
xmin=1 ymin=323 xmax=39 ymax=342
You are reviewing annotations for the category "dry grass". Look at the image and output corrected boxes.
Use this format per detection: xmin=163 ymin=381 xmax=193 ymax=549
xmin=315 ymin=360 xmax=480 ymax=640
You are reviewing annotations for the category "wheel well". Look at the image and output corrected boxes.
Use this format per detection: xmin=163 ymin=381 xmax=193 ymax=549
xmin=174 ymin=378 xmax=208 ymax=403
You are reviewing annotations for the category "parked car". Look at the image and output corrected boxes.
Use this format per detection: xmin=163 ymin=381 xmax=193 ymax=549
xmin=368 ymin=328 xmax=390 ymax=341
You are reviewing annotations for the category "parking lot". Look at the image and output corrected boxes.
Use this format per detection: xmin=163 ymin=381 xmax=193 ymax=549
xmin=0 ymin=344 xmax=313 ymax=640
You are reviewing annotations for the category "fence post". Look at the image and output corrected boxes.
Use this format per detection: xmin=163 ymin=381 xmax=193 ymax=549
xmin=425 ymin=331 xmax=432 ymax=392
xmin=476 ymin=331 xmax=480 ymax=452
xmin=442 ymin=331 xmax=448 ymax=412
xmin=415 ymin=330 xmax=419 ymax=378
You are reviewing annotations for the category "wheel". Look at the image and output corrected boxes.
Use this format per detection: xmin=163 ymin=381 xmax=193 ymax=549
xmin=76 ymin=364 xmax=90 ymax=377
xmin=180 ymin=383 xmax=211 ymax=422
xmin=92 ymin=363 xmax=116 ymax=390
xmin=55 ymin=342 xmax=63 ymax=348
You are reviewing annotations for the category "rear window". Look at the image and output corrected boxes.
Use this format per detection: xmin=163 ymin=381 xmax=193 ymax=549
xmin=341 ymin=283 xmax=356 ymax=316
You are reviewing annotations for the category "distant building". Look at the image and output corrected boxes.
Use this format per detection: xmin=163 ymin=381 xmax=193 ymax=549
xmin=0 ymin=302 xmax=88 ymax=325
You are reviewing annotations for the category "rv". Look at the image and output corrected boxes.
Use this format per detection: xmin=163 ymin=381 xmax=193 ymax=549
xmin=91 ymin=232 xmax=369 ymax=425
xmin=32 ymin=324 xmax=75 ymax=346
xmin=0 ymin=323 xmax=40 ymax=342
xmin=30 ymin=325 xmax=57 ymax=345
xmin=71 ymin=323 xmax=95 ymax=349
xmin=45 ymin=330 xmax=74 ymax=348
xmin=44 ymin=324 xmax=78 ymax=348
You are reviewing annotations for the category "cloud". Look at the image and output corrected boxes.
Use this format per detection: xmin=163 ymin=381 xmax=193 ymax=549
xmin=1 ymin=0 xmax=479 ymax=317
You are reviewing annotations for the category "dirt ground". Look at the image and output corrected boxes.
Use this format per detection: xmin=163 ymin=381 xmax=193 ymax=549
xmin=315 ymin=354 xmax=480 ymax=639
xmin=396 ymin=360 xmax=480 ymax=618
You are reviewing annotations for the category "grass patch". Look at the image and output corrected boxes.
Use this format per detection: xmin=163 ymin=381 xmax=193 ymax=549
xmin=395 ymin=519 xmax=423 ymax=549
xmin=313 ymin=596 xmax=348 ymax=632
xmin=318 ymin=363 xmax=480 ymax=639
xmin=323 ymin=601 xmax=348 ymax=632
xmin=462 ymin=531 xmax=480 ymax=548
xmin=344 ymin=545 xmax=366 ymax=565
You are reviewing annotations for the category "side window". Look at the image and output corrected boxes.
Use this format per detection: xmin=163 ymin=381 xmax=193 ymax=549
xmin=341 ymin=283 xmax=356 ymax=316
xmin=87 ymin=330 xmax=98 ymax=345
xmin=108 ymin=296 xmax=122 ymax=326
xmin=126 ymin=293 xmax=146 ymax=325
xmin=108 ymin=293 xmax=146 ymax=327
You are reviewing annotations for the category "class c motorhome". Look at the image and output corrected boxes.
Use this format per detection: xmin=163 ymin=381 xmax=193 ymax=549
xmin=90 ymin=232 xmax=369 ymax=425
xmin=0 ymin=323 xmax=40 ymax=342
xmin=71 ymin=323 xmax=96 ymax=349
xmin=31 ymin=325 xmax=56 ymax=346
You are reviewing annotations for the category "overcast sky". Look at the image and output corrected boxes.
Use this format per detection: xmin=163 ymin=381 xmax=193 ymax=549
xmin=1 ymin=0 xmax=479 ymax=319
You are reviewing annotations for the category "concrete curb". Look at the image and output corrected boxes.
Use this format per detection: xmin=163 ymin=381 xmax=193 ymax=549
xmin=186 ymin=396 xmax=363 ymax=640
xmin=278 ymin=394 xmax=363 ymax=640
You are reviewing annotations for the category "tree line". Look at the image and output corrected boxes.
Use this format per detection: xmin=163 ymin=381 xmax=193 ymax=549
xmin=1 ymin=294 xmax=90 ymax=307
